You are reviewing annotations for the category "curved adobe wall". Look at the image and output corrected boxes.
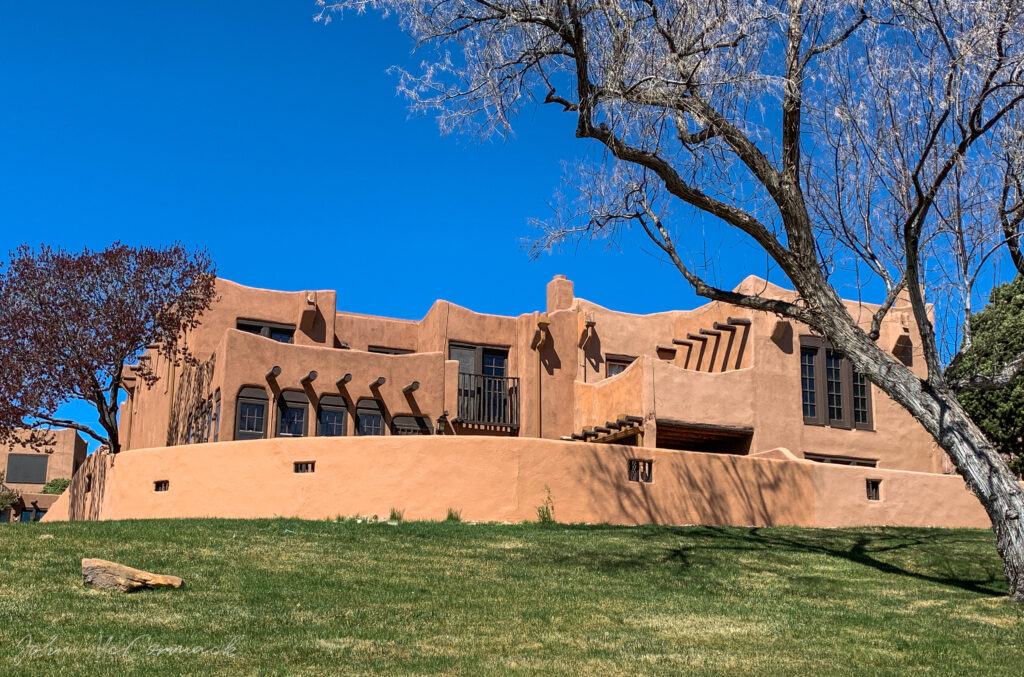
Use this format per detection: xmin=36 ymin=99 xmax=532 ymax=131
xmin=45 ymin=437 xmax=991 ymax=529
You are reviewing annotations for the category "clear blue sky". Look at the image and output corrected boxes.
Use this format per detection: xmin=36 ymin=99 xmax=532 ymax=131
xmin=0 ymin=0 xmax=742 ymax=321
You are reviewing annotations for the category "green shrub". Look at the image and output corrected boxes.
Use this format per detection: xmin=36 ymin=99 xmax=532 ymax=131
xmin=389 ymin=507 xmax=404 ymax=522
xmin=446 ymin=507 xmax=462 ymax=522
xmin=536 ymin=486 xmax=555 ymax=524
xmin=41 ymin=478 xmax=71 ymax=495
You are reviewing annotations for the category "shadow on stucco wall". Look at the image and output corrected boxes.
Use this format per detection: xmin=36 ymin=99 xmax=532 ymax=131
xmin=68 ymin=449 xmax=111 ymax=521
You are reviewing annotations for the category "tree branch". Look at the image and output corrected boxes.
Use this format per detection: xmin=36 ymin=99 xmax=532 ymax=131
xmin=951 ymin=351 xmax=1024 ymax=393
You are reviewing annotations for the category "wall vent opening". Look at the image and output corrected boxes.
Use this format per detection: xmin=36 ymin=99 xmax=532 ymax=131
xmin=154 ymin=480 xmax=169 ymax=492
xmin=627 ymin=459 xmax=653 ymax=483
xmin=866 ymin=479 xmax=881 ymax=501
xmin=294 ymin=461 xmax=315 ymax=474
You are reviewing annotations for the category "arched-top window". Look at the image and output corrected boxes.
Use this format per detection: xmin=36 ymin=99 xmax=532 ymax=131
xmin=235 ymin=386 xmax=269 ymax=440
xmin=317 ymin=394 xmax=347 ymax=437
xmin=356 ymin=398 xmax=384 ymax=436
xmin=277 ymin=391 xmax=309 ymax=437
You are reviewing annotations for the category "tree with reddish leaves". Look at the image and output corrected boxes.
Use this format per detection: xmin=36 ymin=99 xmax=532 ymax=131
xmin=0 ymin=243 xmax=216 ymax=453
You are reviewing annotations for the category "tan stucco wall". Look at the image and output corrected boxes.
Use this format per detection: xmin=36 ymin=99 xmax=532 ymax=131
xmin=44 ymin=437 xmax=990 ymax=529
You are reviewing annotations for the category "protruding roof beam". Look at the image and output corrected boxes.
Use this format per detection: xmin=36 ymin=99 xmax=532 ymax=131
xmin=403 ymin=381 xmax=420 ymax=394
xmin=336 ymin=373 xmax=352 ymax=388
xmin=266 ymin=365 xmax=281 ymax=380
xmin=713 ymin=322 xmax=736 ymax=332
xmin=371 ymin=376 xmax=386 ymax=388
xmin=672 ymin=338 xmax=694 ymax=347
xmin=301 ymin=371 xmax=318 ymax=386
xmin=727 ymin=317 xmax=752 ymax=326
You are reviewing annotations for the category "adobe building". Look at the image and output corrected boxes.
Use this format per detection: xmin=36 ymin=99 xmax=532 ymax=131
xmin=46 ymin=275 xmax=991 ymax=528
xmin=118 ymin=275 xmax=943 ymax=472
xmin=1 ymin=429 xmax=87 ymax=522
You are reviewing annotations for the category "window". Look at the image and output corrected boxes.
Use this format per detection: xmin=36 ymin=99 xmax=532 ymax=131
xmin=317 ymin=395 xmax=347 ymax=437
xmin=804 ymin=452 xmax=877 ymax=467
xmin=449 ymin=343 xmax=508 ymax=376
xmin=5 ymin=453 xmax=49 ymax=485
xmin=213 ymin=391 xmax=221 ymax=442
xmin=368 ymin=346 xmax=414 ymax=355
xmin=21 ymin=508 xmax=45 ymax=522
xmin=154 ymin=480 xmax=169 ymax=492
xmin=276 ymin=391 xmax=309 ymax=437
xmin=627 ymin=459 xmax=653 ymax=483
xmin=356 ymin=399 xmax=385 ymax=436
xmin=799 ymin=336 xmax=872 ymax=430
xmin=0 ymin=510 xmax=9 ymax=523
xmin=606 ymin=354 xmax=636 ymax=378
xmin=391 ymin=415 xmax=432 ymax=435
xmin=294 ymin=461 xmax=315 ymax=474
xmin=236 ymin=319 xmax=295 ymax=344
xmin=235 ymin=386 xmax=269 ymax=440
xmin=866 ymin=479 xmax=882 ymax=501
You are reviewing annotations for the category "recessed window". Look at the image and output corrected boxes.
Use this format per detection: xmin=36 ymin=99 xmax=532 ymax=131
xmin=391 ymin=415 xmax=432 ymax=435
xmin=235 ymin=386 xmax=269 ymax=440
xmin=368 ymin=345 xmax=414 ymax=355
xmin=627 ymin=459 xmax=653 ymax=483
xmin=276 ymin=391 xmax=309 ymax=437
xmin=804 ymin=452 xmax=877 ymax=467
xmin=213 ymin=390 xmax=221 ymax=442
xmin=85 ymin=474 xmax=92 ymax=493
xmin=866 ymin=479 xmax=881 ymax=501
xmin=799 ymin=336 xmax=873 ymax=430
xmin=236 ymin=319 xmax=296 ymax=344
xmin=317 ymin=394 xmax=347 ymax=437
xmin=5 ymin=453 xmax=49 ymax=485
xmin=356 ymin=399 xmax=385 ymax=436
xmin=606 ymin=354 xmax=636 ymax=378
xmin=21 ymin=508 xmax=46 ymax=522
xmin=294 ymin=461 xmax=315 ymax=474
xmin=154 ymin=480 xmax=169 ymax=492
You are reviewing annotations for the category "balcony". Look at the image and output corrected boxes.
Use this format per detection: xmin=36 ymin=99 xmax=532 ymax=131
xmin=455 ymin=373 xmax=520 ymax=428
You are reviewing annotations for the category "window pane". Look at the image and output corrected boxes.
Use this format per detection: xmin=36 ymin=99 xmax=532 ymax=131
xmin=239 ymin=402 xmax=265 ymax=433
xmin=826 ymin=351 xmax=844 ymax=422
xmin=269 ymin=328 xmax=294 ymax=343
xmin=800 ymin=348 xmax=817 ymax=418
xmin=280 ymin=405 xmax=305 ymax=436
xmin=483 ymin=352 xmax=507 ymax=376
xmin=853 ymin=372 xmax=869 ymax=425
xmin=319 ymin=409 xmax=346 ymax=437
xmin=358 ymin=413 xmax=384 ymax=436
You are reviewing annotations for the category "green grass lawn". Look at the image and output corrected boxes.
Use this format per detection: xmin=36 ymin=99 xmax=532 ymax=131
xmin=1 ymin=519 xmax=1023 ymax=676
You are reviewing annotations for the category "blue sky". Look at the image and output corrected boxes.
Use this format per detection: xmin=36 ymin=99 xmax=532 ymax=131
xmin=0 ymin=1 xmax=731 ymax=322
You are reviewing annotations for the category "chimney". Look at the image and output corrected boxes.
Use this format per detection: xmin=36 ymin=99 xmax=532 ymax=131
xmin=546 ymin=275 xmax=574 ymax=313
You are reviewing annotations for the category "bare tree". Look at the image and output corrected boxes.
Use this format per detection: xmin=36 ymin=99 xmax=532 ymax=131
xmin=319 ymin=1 xmax=1024 ymax=598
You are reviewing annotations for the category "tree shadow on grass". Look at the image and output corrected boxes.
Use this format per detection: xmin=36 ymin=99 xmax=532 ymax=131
xmin=537 ymin=524 xmax=1005 ymax=596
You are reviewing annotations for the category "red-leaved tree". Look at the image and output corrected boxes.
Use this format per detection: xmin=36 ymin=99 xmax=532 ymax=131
xmin=0 ymin=243 xmax=217 ymax=453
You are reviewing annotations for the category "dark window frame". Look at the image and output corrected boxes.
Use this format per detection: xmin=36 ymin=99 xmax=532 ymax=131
xmin=391 ymin=415 xmax=433 ymax=435
xmin=276 ymin=390 xmax=309 ymax=438
xmin=605 ymin=354 xmax=636 ymax=378
xmin=236 ymin=318 xmax=296 ymax=344
xmin=356 ymin=398 xmax=385 ymax=436
xmin=235 ymin=386 xmax=269 ymax=440
xmin=154 ymin=480 xmax=169 ymax=492
xmin=449 ymin=342 xmax=510 ymax=376
xmin=316 ymin=394 xmax=348 ymax=437
xmin=799 ymin=336 xmax=872 ymax=431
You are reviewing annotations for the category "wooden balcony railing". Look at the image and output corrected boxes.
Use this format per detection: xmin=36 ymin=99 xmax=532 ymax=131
xmin=456 ymin=373 xmax=520 ymax=428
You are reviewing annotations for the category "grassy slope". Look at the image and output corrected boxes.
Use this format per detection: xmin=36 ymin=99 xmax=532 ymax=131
xmin=1 ymin=519 xmax=1023 ymax=676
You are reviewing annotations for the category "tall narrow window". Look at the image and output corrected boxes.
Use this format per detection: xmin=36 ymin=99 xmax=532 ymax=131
xmin=356 ymin=399 xmax=384 ymax=436
xmin=213 ymin=390 xmax=221 ymax=442
xmin=235 ymin=386 xmax=269 ymax=440
xmin=317 ymin=395 xmax=347 ymax=437
xmin=277 ymin=391 xmax=309 ymax=437
xmin=826 ymin=350 xmax=844 ymax=423
xmin=800 ymin=347 xmax=818 ymax=421
xmin=852 ymin=372 xmax=873 ymax=430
